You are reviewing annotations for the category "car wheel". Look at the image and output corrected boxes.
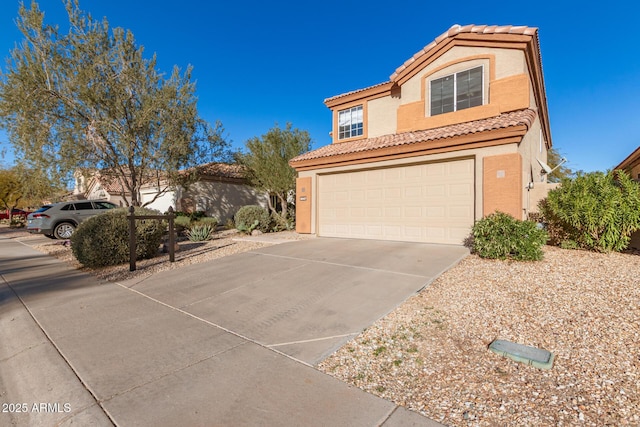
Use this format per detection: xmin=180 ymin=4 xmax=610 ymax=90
xmin=44 ymin=234 xmax=57 ymax=239
xmin=54 ymin=222 xmax=75 ymax=239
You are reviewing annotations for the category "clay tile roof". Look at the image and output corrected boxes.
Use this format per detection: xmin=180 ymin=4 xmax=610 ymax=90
xmin=389 ymin=24 xmax=538 ymax=81
xmin=290 ymin=109 xmax=536 ymax=164
xmin=323 ymin=81 xmax=393 ymax=104
xmin=194 ymin=162 xmax=246 ymax=179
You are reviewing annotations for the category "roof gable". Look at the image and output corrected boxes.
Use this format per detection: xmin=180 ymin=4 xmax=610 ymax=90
xmin=322 ymin=24 xmax=551 ymax=148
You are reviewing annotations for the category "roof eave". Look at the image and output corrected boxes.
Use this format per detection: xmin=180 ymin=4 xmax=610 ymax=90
xmin=615 ymin=146 xmax=640 ymax=171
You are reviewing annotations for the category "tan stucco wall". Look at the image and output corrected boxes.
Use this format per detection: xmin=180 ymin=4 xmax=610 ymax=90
xmin=298 ymin=143 xmax=520 ymax=235
xmin=527 ymin=182 xmax=560 ymax=215
xmin=395 ymin=48 xmax=530 ymax=133
xmin=401 ymin=47 xmax=525 ymax=104
xmin=180 ymin=181 xmax=268 ymax=222
xmin=518 ymin=115 xmax=549 ymax=217
xmin=367 ymin=94 xmax=401 ymax=138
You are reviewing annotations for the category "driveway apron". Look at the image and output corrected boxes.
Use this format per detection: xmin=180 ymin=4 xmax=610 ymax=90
xmin=1 ymin=235 xmax=465 ymax=426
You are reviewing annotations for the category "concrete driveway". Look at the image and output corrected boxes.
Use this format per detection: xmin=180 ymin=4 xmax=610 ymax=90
xmin=1 ymin=235 xmax=467 ymax=426
xmin=125 ymin=238 xmax=469 ymax=366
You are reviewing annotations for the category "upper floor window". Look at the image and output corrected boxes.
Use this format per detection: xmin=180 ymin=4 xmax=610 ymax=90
xmin=430 ymin=66 xmax=483 ymax=116
xmin=338 ymin=105 xmax=363 ymax=140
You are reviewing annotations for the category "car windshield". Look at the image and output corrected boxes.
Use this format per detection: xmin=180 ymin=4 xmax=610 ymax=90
xmin=33 ymin=205 xmax=53 ymax=213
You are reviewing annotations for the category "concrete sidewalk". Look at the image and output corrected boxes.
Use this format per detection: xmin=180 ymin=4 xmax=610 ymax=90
xmin=1 ymin=235 xmax=453 ymax=426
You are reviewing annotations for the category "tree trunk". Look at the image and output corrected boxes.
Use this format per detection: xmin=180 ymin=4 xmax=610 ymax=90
xmin=266 ymin=194 xmax=277 ymax=216
xmin=277 ymin=193 xmax=288 ymax=218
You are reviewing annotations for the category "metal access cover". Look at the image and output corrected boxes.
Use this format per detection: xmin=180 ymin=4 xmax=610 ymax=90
xmin=489 ymin=339 xmax=555 ymax=370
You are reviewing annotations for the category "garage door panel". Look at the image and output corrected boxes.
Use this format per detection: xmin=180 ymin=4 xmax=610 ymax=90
xmin=318 ymin=159 xmax=474 ymax=245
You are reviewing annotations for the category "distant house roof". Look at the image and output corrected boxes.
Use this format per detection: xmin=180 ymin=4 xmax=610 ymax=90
xmin=615 ymin=146 xmax=640 ymax=172
xmin=290 ymin=109 xmax=536 ymax=167
xmin=192 ymin=163 xmax=246 ymax=180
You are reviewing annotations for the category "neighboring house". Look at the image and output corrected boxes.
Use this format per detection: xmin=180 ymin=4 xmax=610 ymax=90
xmin=615 ymin=146 xmax=640 ymax=182
xmin=290 ymin=24 xmax=554 ymax=245
xmin=144 ymin=163 xmax=269 ymax=222
xmin=615 ymin=145 xmax=640 ymax=249
xmin=73 ymin=163 xmax=268 ymax=222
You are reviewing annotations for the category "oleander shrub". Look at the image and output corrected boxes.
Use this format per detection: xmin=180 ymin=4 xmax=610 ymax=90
xmin=234 ymin=205 xmax=270 ymax=233
xmin=472 ymin=211 xmax=548 ymax=261
xmin=71 ymin=207 xmax=166 ymax=268
xmin=539 ymin=170 xmax=640 ymax=252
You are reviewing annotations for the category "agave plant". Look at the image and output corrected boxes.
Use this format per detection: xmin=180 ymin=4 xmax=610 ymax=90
xmin=186 ymin=224 xmax=215 ymax=242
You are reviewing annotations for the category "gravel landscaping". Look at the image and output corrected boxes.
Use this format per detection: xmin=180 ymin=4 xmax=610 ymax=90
xmin=2 ymin=224 xmax=638 ymax=425
xmin=319 ymin=246 xmax=640 ymax=426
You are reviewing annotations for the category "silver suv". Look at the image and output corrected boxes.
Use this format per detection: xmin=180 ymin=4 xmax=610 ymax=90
xmin=27 ymin=200 xmax=117 ymax=239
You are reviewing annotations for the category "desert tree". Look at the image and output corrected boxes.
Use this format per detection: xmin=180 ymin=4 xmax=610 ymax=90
xmin=0 ymin=0 xmax=227 ymax=206
xmin=0 ymin=168 xmax=23 ymax=221
xmin=236 ymin=123 xmax=311 ymax=220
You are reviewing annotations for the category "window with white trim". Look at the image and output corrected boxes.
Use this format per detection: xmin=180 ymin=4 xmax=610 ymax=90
xmin=430 ymin=66 xmax=483 ymax=116
xmin=338 ymin=105 xmax=363 ymax=140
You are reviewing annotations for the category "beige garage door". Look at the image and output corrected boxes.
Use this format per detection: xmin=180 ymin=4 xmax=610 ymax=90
xmin=318 ymin=159 xmax=474 ymax=244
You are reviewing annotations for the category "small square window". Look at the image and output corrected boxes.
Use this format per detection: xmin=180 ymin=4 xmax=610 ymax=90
xmin=338 ymin=105 xmax=363 ymax=140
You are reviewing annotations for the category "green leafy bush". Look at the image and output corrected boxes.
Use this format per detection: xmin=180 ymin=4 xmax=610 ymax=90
xmin=71 ymin=207 xmax=166 ymax=268
xmin=172 ymin=210 xmax=206 ymax=221
xmin=472 ymin=211 xmax=548 ymax=261
xmin=234 ymin=205 xmax=270 ymax=233
xmin=174 ymin=216 xmax=191 ymax=233
xmin=269 ymin=211 xmax=294 ymax=232
xmin=539 ymin=171 xmax=640 ymax=252
xmin=193 ymin=217 xmax=218 ymax=228
xmin=189 ymin=210 xmax=206 ymax=221
xmin=186 ymin=224 xmax=215 ymax=241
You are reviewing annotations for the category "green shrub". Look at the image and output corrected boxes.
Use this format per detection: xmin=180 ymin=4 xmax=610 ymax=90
xmin=532 ymin=199 xmax=571 ymax=247
xmin=224 ymin=218 xmax=235 ymax=230
xmin=472 ymin=211 xmax=548 ymax=261
xmin=269 ymin=211 xmax=294 ymax=232
xmin=171 ymin=210 xmax=206 ymax=221
xmin=539 ymin=170 xmax=640 ymax=252
xmin=194 ymin=217 xmax=218 ymax=228
xmin=71 ymin=207 xmax=166 ymax=268
xmin=234 ymin=205 xmax=270 ymax=233
xmin=174 ymin=216 xmax=192 ymax=233
xmin=186 ymin=224 xmax=216 ymax=242
xmin=189 ymin=210 xmax=206 ymax=221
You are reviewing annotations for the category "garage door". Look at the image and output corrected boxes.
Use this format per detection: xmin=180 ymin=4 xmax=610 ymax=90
xmin=318 ymin=159 xmax=474 ymax=244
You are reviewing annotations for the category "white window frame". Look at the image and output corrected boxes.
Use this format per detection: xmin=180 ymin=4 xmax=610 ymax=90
xmin=337 ymin=105 xmax=363 ymax=140
xmin=430 ymin=65 xmax=484 ymax=116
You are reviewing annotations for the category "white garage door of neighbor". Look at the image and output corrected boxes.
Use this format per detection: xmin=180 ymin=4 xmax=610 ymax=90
xmin=318 ymin=159 xmax=475 ymax=244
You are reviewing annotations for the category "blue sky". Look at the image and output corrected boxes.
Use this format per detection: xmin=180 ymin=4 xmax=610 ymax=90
xmin=1 ymin=0 xmax=638 ymax=173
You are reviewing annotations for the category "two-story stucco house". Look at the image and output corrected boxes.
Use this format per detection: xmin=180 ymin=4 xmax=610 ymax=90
xmin=289 ymin=24 xmax=554 ymax=245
